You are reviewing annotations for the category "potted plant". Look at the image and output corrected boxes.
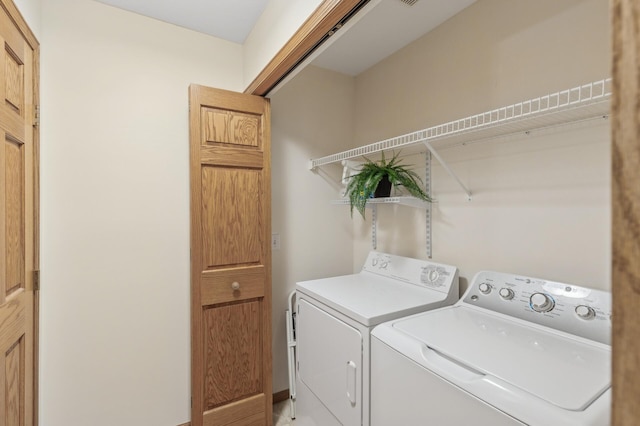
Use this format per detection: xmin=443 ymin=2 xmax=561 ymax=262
xmin=344 ymin=151 xmax=433 ymax=218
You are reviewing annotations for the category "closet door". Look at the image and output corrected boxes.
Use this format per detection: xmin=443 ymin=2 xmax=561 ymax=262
xmin=189 ymin=85 xmax=272 ymax=426
xmin=0 ymin=0 xmax=39 ymax=424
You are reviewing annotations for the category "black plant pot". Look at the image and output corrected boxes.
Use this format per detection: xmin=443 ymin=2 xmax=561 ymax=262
xmin=374 ymin=175 xmax=392 ymax=198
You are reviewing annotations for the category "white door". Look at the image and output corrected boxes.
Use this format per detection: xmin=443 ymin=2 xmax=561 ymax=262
xmin=297 ymin=298 xmax=362 ymax=426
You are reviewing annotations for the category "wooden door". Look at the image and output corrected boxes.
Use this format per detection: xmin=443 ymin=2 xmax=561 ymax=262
xmin=189 ymin=85 xmax=272 ymax=426
xmin=0 ymin=0 xmax=39 ymax=425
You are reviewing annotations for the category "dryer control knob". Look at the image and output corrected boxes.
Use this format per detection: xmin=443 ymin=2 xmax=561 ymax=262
xmin=426 ymin=269 xmax=440 ymax=283
xmin=575 ymin=305 xmax=596 ymax=320
xmin=499 ymin=288 xmax=515 ymax=300
xmin=530 ymin=293 xmax=555 ymax=313
xmin=479 ymin=283 xmax=492 ymax=294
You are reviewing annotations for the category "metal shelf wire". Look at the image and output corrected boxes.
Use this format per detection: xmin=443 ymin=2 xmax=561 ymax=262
xmin=331 ymin=196 xmax=431 ymax=209
xmin=309 ymin=78 xmax=611 ymax=170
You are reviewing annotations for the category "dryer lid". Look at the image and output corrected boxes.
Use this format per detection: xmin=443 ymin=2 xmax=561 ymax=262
xmin=390 ymin=306 xmax=611 ymax=411
xmin=296 ymin=272 xmax=449 ymax=327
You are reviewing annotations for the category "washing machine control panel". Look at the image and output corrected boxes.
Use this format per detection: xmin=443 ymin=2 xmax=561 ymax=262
xmin=362 ymin=251 xmax=458 ymax=294
xmin=463 ymin=271 xmax=611 ymax=345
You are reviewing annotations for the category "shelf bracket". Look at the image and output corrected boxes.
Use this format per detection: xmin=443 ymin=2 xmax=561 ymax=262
xmin=425 ymin=152 xmax=432 ymax=258
xmin=371 ymin=204 xmax=377 ymax=250
xmin=422 ymin=141 xmax=472 ymax=200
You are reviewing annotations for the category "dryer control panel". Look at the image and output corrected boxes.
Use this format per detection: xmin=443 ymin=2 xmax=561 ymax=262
xmin=362 ymin=251 xmax=458 ymax=294
xmin=462 ymin=271 xmax=611 ymax=345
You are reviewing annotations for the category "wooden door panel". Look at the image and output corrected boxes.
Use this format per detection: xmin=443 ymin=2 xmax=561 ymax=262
xmin=5 ymin=335 xmax=24 ymax=426
xmin=204 ymin=300 xmax=262 ymax=409
xmin=191 ymin=85 xmax=271 ymax=426
xmin=201 ymin=167 xmax=262 ymax=269
xmin=5 ymin=136 xmax=24 ymax=296
xmin=201 ymin=266 xmax=265 ymax=305
xmin=202 ymin=108 xmax=261 ymax=148
xmin=0 ymin=291 xmax=30 ymax=426
xmin=203 ymin=394 xmax=265 ymax=426
xmin=4 ymin=48 xmax=23 ymax=115
xmin=0 ymin=45 xmax=29 ymax=141
xmin=200 ymin=146 xmax=263 ymax=169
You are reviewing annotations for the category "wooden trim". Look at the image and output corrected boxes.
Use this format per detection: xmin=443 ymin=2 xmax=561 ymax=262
xmin=0 ymin=0 xmax=38 ymax=48
xmin=611 ymin=1 xmax=640 ymax=425
xmin=262 ymin=98 xmax=274 ymax=425
xmin=244 ymin=0 xmax=368 ymax=96
xmin=272 ymin=389 xmax=289 ymax=404
xmin=32 ymin=41 xmax=40 ymax=426
xmin=189 ymin=84 xmax=205 ymax=426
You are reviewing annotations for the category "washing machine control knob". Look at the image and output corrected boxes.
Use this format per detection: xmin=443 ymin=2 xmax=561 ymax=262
xmin=478 ymin=283 xmax=492 ymax=294
xmin=499 ymin=287 xmax=515 ymax=300
xmin=530 ymin=293 xmax=555 ymax=313
xmin=575 ymin=305 xmax=596 ymax=320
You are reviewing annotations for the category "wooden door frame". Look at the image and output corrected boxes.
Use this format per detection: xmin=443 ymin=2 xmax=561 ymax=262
xmin=244 ymin=0 xmax=369 ymax=96
xmin=611 ymin=1 xmax=639 ymax=424
xmin=0 ymin=0 xmax=39 ymax=425
xmin=246 ymin=0 xmax=638 ymax=424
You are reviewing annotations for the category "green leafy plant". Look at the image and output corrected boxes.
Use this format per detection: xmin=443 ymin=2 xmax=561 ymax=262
xmin=344 ymin=151 xmax=433 ymax=219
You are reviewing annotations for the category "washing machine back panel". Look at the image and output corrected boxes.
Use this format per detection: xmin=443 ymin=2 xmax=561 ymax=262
xmin=297 ymin=298 xmax=362 ymax=426
xmin=462 ymin=271 xmax=612 ymax=344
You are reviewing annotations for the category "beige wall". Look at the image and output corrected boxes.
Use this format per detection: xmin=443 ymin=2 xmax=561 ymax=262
xmin=40 ymin=0 xmax=242 ymax=424
xmin=243 ymin=0 xmax=323 ymax=88
xmin=269 ymin=65 xmax=356 ymax=392
xmin=351 ymin=0 xmax=611 ymax=290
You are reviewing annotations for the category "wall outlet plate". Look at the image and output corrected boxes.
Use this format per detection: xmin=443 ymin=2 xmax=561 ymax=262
xmin=272 ymin=233 xmax=281 ymax=250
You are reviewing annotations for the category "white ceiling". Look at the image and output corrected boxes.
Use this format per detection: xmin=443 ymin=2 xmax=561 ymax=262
xmin=94 ymin=0 xmax=476 ymax=76
xmin=95 ymin=0 xmax=270 ymax=44
xmin=311 ymin=0 xmax=476 ymax=76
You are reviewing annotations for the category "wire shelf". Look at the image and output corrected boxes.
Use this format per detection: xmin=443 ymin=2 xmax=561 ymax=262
xmin=309 ymin=78 xmax=611 ymax=169
xmin=331 ymin=196 xmax=431 ymax=209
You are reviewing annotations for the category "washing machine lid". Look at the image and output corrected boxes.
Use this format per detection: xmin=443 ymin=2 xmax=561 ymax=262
xmin=389 ymin=306 xmax=611 ymax=411
xmin=296 ymin=272 xmax=449 ymax=327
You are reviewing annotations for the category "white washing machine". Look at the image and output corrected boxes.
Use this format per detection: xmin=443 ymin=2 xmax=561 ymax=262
xmin=371 ymin=270 xmax=612 ymax=426
xmin=294 ymin=251 xmax=459 ymax=426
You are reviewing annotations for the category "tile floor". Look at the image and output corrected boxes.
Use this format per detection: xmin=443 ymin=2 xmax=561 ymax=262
xmin=273 ymin=400 xmax=296 ymax=426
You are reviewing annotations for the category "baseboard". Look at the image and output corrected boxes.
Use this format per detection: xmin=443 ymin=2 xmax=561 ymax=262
xmin=273 ymin=389 xmax=290 ymax=404
xmin=177 ymin=390 xmax=291 ymax=426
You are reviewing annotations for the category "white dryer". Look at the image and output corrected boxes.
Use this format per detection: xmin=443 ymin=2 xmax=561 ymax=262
xmin=371 ymin=270 xmax=612 ymax=426
xmin=294 ymin=251 xmax=459 ymax=426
